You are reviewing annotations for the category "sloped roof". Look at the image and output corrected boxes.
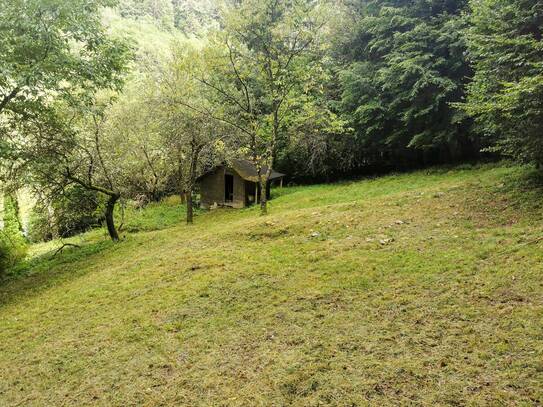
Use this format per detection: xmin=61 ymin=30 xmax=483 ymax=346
xmin=198 ymin=159 xmax=285 ymax=183
xmin=230 ymin=159 xmax=285 ymax=182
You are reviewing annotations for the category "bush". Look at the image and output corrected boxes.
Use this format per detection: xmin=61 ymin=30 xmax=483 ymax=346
xmin=0 ymin=194 xmax=28 ymax=274
xmin=0 ymin=232 xmax=28 ymax=274
xmin=27 ymin=186 xmax=104 ymax=243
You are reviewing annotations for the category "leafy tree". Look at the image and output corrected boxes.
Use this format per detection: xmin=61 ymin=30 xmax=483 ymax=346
xmin=116 ymin=0 xmax=219 ymax=34
xmin=201 ymin=0 xmax=335 ymax=214
xmin=12 ymin=98 xmax=126 ymax=242
xmin=463 ymin=0 xmax=543 ymax=165
xmin=171 ymin=0 xmax=219 ymax=34
xmin=336 ymin=0 xmax=475 ymax=168
xmin=118 ymin=0 xmax=175 ymax=30
xmin=0 ymin=0 xmax=131 ymax=242
xmin=154 ymin=41 xmax=234 ymax=223
xmin=28 ymin=186 xmax=102 ymax=242
xmin=104 ymin=77 xmax=175 ymax=203
xmin=0 ymin=0 xmax=129 ymax=118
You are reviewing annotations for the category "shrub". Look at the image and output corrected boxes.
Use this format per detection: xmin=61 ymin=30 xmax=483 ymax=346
xmin=0 ymin=194 xmax=28 ymax=275
xmin=27 ymin=186 xmax=104 ymax=242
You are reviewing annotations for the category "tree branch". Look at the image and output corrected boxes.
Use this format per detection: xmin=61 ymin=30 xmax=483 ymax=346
xmin=0 ymin=87 xmax=20 ymax=114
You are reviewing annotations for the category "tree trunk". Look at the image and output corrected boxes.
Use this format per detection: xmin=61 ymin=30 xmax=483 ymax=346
xmin=105 ymin=194 xmax=120 ymax=241
xmin=187 ymin=191 xmax=194 ymax=224
xmin=186 ymin=148 xmax=200 ymax=225
xmin=259 ymin=178 xmax=267 ymax=215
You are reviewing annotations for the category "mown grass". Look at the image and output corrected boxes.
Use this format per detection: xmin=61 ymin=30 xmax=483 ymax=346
xmin=1 ymin=163 xmax=542 ymax=406
xmin=120 ymin=195 xmax=190 ymax=233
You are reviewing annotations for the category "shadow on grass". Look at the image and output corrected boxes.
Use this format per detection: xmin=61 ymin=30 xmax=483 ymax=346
xmin=499 ymin=166 xmax=543 ymax=210
xmin=0 ymin=238 xmax=117 ymax=307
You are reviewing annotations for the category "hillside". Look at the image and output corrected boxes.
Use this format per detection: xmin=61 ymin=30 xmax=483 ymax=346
xmin=1 ymin=164 xmax=542 ymax=406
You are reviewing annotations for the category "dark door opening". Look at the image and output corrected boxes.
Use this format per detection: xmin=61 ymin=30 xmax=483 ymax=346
xmin=225 ymin=174 xmax=234 ymax=202
xmin=245 ymin=181 xmax=256 ymax=206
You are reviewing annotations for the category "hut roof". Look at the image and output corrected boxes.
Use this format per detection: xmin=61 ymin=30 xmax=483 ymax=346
xmin=230 ymin=159 xmax=285 ymax=182
xmin=198 ymin=159 xmax=285 ymax=183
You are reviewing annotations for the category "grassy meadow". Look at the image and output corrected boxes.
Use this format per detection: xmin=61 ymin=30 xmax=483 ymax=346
xmin=1 ymin=163 xmax=542 ymax=406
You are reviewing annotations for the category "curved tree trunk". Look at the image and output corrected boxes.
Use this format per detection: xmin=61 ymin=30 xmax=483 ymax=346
xmin=105 ymin=194 xmax=120 ymax=241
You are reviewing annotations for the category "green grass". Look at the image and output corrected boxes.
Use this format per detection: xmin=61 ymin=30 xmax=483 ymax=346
xmin=1 ymin=163 xmax=542 ymax=406
xmin=120 ymin=195 xmax=190 ymax=233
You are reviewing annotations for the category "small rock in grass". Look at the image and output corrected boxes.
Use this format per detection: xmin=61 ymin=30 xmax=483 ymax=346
xmin=395 ymin=220 xmax=405 ymax=225
xmin=379 ymin=238 xmax=394 ymax=245
xmin=310 ymin=231 xmax=321 ymax=238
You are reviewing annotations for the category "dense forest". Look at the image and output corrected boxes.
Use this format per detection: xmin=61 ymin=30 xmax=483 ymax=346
xmin=1 ymin=0 xmax=543 ymax=269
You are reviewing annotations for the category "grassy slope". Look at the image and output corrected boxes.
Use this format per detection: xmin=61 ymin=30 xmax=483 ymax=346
xmin=1 ymin=164 xmax=542 ymax=406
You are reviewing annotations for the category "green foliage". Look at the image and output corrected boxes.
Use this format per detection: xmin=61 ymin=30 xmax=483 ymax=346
xmin=0 ymin=0 xmax=132 ymax=211
xmin=0 ymin=0 xmax=131 ymax=117
xmin=118 ymin=0 xmax=175 ymax=30
xmin=337 ymin=0 xmax=475 ymax=167
xmin=201 ymin=0 xmax=343 ymax=191
xmin=462 ymin=0 xmax=543 ymax=165
xmin=28 ymin=186 xmax=103 ymax=243
xmin=26 ymin=206 xmax=53 ymax=244
xmin=0 ymin=194 xmax=27 ymax=273
xmin=116 ymin=0 xmax=218 ymax=34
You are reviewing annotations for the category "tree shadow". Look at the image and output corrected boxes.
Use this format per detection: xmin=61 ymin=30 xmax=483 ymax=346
xmin=0 ymin=239 xmax=116 ymax=307
xmin=500 ymin=166 xmax=543 ymax=207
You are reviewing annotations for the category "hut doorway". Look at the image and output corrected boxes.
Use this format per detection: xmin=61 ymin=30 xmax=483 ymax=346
xmin=225 ymin=174 xmax=234 ymax=203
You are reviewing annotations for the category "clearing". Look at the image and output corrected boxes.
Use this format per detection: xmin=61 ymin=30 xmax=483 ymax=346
xmin=1 ymin=163 xmax=542 ymax=406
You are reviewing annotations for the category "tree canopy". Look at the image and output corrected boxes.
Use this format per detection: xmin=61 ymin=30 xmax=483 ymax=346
xmin=463 ymin=0 xmax=543 ymax=165
xmin=336 ymin=0 xmax=475 ymax=169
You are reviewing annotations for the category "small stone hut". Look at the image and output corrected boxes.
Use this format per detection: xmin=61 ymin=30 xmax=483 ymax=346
xmin=197 ymin=159 xmax=285 ymax=209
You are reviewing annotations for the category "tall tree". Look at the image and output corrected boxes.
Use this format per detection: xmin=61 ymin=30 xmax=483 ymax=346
xmin=463 ymin=0 xmax=543 ymax=165
xmin=336 ymin=0 xmax=474 ymax=168
xmin=201 ymin=0 xmax=332 ymax=214
xmin=0 ymin=0 xmax=131 ymax=242
xmin=0 ymin=193 xmax=27 ymax=273
xmin=15 ymin=99 xmax=125 ymax=241
xmin=155 ymin=42 xmax=233 ymax=223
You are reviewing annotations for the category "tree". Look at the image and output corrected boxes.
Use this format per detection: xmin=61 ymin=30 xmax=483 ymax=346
xmin=10 ymin=98 xmax=125 ymax=242
xmin=0 ymin=0 xmax=131 ymax=242
xmin=463 ymin=0 xmax=543 ymax=165
xmin=105 ymin=77 xmax=174 ymax=203
xmin=63 ymin=100 xmax=127 ymax=241
xmin=335 ymin=0 xmax=475 ymax=169
xmin=27 ymin=185 xmax=102 ymax=242
xmin=118 ymin=0 xmax=175 ymax=30
xmin=0 ymin=0 xmax=129 ymax=118
xmin=154 ymin=42 xmax=233 ymax=223
xmin=201 ymin=0 xmax=331 ymax=214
